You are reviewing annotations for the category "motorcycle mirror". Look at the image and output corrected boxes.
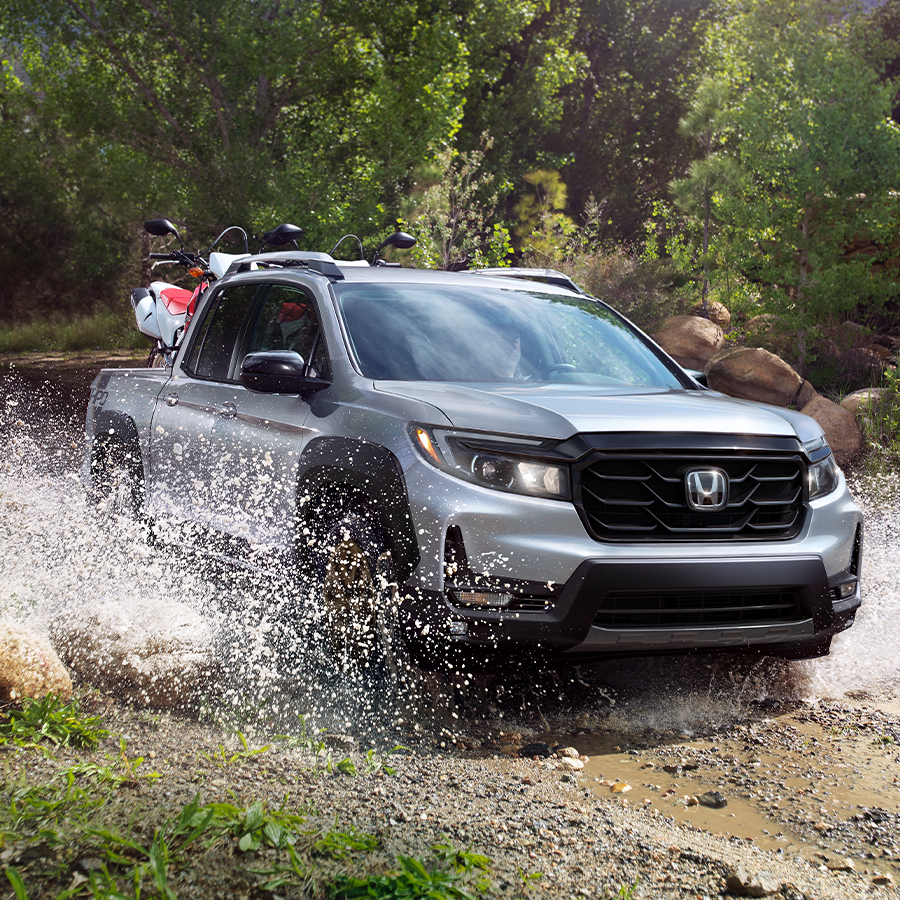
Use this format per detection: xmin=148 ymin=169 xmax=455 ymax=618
xmin=375 ymin=231 xmax=416 ymax=253
xmin=261 ymin=223 xmax=304 ymax=250
xmin=144 ymin=218 xmax=184 ymax=250
xmin=371 ymin=231 xmax=416 ymax=265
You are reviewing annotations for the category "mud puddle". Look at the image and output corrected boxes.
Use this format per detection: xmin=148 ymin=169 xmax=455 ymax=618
xmin=523 ymin=698 xmax=900 ymax=882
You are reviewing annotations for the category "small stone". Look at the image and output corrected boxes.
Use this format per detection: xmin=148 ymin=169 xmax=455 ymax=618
xmin=873 ymin=874 xmax=894 ymax=886
xmin=611 ymin=782 xmax=632 ymax=793
xmin=557 ymin=746 xmax=580 ymax=759
xmin=725 ymin=866 xmax=780 ymax=897
xmin=500 ymin=744 xmax=519 ymax=757
xmin=825 ymin=857 xmax=855 ymax=872
xmin=685 ymin=795 xmax=699 ymax=806
xmin=559 ymin=757 xmax=584 ymax=771
xmin=699 ymin=790 xmax=728 ymax=809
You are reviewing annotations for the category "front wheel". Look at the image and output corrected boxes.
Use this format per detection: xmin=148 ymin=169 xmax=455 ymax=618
xmin=316 ymin=507 xmax=405 ymax=681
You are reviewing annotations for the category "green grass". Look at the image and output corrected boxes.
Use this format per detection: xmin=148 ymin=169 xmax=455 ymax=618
xmin=0 ymin=311 xmax=146 ymax=353
xmin=0 ymin=695 xmax=108 ymax=750
xmin=0 ymin=697 xmax=497 ymax=900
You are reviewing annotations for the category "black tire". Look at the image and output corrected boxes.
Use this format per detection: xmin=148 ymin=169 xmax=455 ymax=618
xmin=89 ymin=438 xmax=146 ymax=519
xmin=312 ymin=503 xmax=406 ymax=681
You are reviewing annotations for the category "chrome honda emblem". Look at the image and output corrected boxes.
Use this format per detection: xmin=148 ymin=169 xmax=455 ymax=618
xmin=685 ymin=468 xmax=729 ymax=511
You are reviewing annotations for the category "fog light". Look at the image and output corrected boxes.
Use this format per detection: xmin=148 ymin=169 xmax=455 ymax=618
xmin=835 ymin=582 xmax=856 ymax=600
xmin=449 ymin=621 xmax=469 ymax=636
xmin=455 ymin=590 xmax=514 ymax=608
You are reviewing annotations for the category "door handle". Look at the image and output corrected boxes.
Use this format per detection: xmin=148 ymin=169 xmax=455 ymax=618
xmin=165 ymin=392 xmax=179 ymax=407
xmin=216 ymin=402 xmax=237 ymax=419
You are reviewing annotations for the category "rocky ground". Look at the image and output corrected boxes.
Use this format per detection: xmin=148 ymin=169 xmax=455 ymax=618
xmin=3 ymin=679 xmax=900 ymax=900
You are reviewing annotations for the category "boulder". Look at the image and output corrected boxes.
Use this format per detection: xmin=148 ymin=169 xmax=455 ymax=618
xmin=801 ymin=395 xmax=864 ymax=467
xmin=51 ymin=599 xmax=216 ymax=708
xmin=706 ymin=347 xmax=802 ymax=408
xmin=652 ymin=316 xmax=724 ymax=370
xmin=841 ymin=388 xmax=883 ymax=416
xmin=690 ymin=300 xmax=732 ymax=329
xmin=795 ymin=379 xmax=818 ymax=409
xmin=0 ymin=620 xmax=73 ymax=702
xmin=838 ymin=347 xmax=883 ymax=376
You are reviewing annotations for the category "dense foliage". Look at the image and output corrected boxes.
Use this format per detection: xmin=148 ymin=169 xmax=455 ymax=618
xmin=0 ymin=0 xmax=898 ymax=350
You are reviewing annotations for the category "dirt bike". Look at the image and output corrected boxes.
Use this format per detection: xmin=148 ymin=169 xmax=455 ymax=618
xmin=132 ymin=219 xmax=304 ymax=367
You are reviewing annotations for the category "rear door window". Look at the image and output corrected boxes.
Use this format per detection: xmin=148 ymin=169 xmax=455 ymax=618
xmin=183 ymin=284 xmax=259 ymax=381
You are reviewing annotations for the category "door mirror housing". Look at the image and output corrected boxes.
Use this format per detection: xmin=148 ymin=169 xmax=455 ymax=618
xmin=240 ymin=351 xmax=330 ymax=396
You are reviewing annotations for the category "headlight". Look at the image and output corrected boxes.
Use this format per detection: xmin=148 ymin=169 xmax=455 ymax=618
xmin=410 ymin=425 xmax=570 ymax=500
xmin=803 ymin=436 xmax=840 ymax=500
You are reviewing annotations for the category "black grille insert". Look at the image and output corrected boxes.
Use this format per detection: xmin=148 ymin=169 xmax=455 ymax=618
xmin=593 ymin=589 xmax=803 ymax=628
xmin=577 ymin=452 xmax=805 ymax=541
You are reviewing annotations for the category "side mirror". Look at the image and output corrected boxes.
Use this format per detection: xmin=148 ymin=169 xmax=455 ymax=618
xmin=240 ymin=351 xmax=330 ymax=396
xmin=144 ymin=218 xmax=184 ymax=250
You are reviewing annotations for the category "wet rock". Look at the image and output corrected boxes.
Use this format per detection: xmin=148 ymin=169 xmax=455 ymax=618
xmin=824 ymin=856 xmax=855 ymax=872
xmin=725 ymin=866 xmax=780 ymax=897
xmin=559 ymin=757 xmax=584 ymax=771
xmin=518 ymin=742 xmax=553 ymax=758
xmin=651 ymin=316 xmax=725 ymax=370
xmin=51 ymin=598 xmax=215 ymax=708
xmin=699 ymin=791 xmax=728 ymax=809
xmin=873 ymin=873 xmax=894 ymax=886
xmin=557 ymin=746 xmax=580 ymax=759
xmin=0 ymin=620 xmax=72 ymax=702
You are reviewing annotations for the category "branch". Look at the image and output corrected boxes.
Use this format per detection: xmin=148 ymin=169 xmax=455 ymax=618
xmin=133 ymin=0 xmax=232 ymax=153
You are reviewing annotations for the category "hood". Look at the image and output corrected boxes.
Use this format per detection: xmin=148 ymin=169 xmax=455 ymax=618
xmin=374 ymin=381 xmax=821 ymax=444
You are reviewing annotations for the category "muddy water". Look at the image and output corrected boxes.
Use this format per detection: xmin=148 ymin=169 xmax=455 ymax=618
xmin=2 ymin=355 xmax=900 ymax=877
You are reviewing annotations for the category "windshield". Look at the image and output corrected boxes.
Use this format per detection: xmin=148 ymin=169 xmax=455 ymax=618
xmin=334 ymin=283 xmax=685 ymax=388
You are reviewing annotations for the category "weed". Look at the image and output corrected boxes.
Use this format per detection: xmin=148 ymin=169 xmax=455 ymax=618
xmin=0 ymin=695 xmax=108 ymax=750
xmin=610 ymin=879 xmax=640 ymax=899
xmin=200 ymin=731 xmax=270 ymax=767
xmin=7 ymin=770 xmax=104 ymax=834
xmin=313 ymin=825 xmax=380 ymax=859
xmin=210 ymin=798 xmax=304 ymax=852
xmin=67 ymin=738 xmax=162 ymax=788
xmin=329 ymin=842 xmax=491 ymax=900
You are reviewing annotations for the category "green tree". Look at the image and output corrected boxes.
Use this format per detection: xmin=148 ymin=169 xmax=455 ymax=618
xmin=669 ymin=76 xmax=742 ymax=314
xmin=513 ymin=169 xmax=575 ymax=264
xmin=703 ymin=0 xmax=900 ymax=367
xmin=403 ymin=137 xmax=512 ymax=270
xmin=546 ymin=0 xmax=715 ymax=245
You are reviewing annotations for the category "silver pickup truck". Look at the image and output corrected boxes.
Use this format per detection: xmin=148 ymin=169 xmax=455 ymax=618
xmin=84 ymin=252 xmax=863 ymax=673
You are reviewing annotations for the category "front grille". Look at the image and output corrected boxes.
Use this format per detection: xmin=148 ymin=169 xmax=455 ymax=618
xmin=578 ymin=452 xmax=805 ymax=542
xmin=592 ymin=589 xmax=803 ymax=628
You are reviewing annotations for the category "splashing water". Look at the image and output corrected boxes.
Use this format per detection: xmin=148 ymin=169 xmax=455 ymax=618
xmin=1 ymin=366 xmax=898 ymax=744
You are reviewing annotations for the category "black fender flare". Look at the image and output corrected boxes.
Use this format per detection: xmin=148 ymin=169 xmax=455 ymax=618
xmin=296 ymin=436 xmax=420 ymax=584
xmin=93 ymin=410 xmax=139 ymax=447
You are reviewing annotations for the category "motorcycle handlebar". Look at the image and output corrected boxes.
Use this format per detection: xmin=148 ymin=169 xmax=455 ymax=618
xmin=149 ymin=251 xmax=205 ymax=265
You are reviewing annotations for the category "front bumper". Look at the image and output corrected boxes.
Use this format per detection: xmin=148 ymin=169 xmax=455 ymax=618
xmin=399 ymin=552 xmax=861 ymax=665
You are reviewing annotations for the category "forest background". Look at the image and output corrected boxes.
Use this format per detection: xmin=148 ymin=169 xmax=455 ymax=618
xmin=1 ymin=0 xmax=900 ymax=380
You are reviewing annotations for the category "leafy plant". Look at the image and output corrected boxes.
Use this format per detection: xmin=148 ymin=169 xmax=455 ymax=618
xmin=329 ymin=843 xmax=491 ymax=900
xmin=0 ymin=695 xmax=108 ymax=750
xmin=200 ymin=731 xmax=270 ymax=767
